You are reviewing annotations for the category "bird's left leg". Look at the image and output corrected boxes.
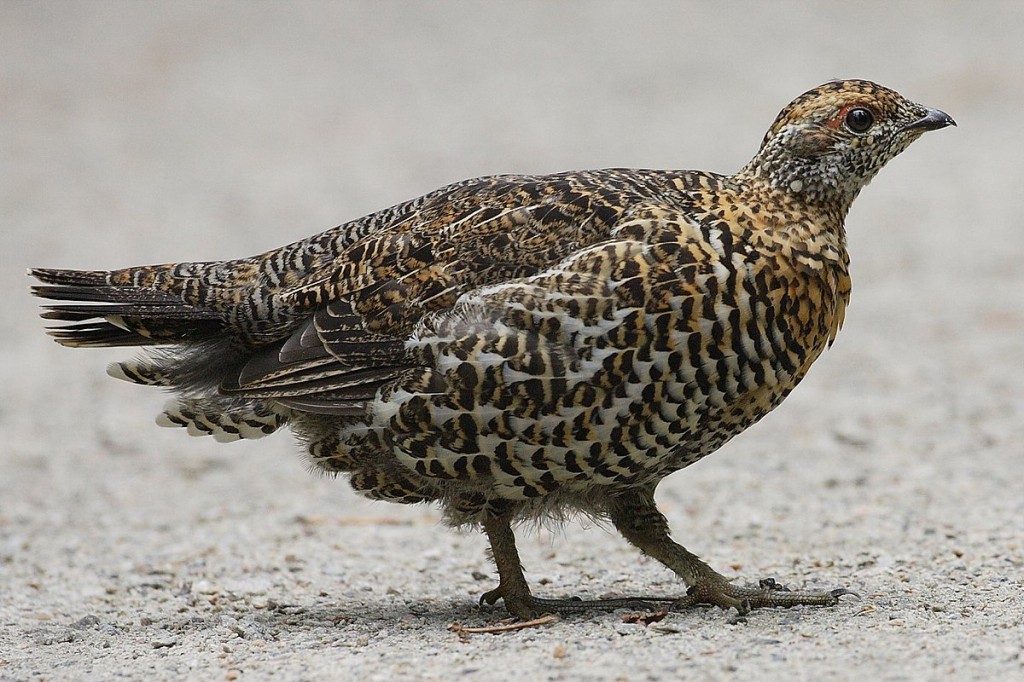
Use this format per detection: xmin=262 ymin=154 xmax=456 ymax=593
xmin=478 ymin=512 xmax=538 ymax=620
xmin=607 ymin=486 xmax=854 ymax=613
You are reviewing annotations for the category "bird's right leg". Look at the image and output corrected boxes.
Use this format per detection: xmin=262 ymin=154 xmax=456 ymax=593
xmin=607 ymin=486 xmax=852 ymax=613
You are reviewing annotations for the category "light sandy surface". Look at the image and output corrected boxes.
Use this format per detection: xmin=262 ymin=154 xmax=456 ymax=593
xmin=2 ymin=2 xmax=1022 ymax=680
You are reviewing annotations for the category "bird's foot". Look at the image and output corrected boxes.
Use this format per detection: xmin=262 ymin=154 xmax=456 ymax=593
xmin=479 ymin=583 xmax=542 ymax=620
xmin=671 ymin=576 xmax=858 ymax=614
xmin=480 ymin=578 xmax=854 ymax=620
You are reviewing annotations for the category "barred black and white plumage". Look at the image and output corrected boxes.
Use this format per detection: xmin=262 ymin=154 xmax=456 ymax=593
xmin=30 ymin=80 xmax=954 ymax=619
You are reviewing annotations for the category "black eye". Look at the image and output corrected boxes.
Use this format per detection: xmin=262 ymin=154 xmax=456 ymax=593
xmin=845 ymin=107 xmax=874 ymax=133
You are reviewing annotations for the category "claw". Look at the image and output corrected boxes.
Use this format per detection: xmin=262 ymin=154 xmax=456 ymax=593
xmin=478 ymin=587 xmax=504 ymax=608
xmin=829 ymin=587 xmax=861 ymax=601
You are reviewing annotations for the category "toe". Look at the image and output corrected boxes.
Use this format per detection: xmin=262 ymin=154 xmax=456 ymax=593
xmin=479 ymin=586 xmax=504 ymax=607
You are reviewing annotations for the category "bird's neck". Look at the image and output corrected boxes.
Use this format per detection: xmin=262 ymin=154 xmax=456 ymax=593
xmin=721 ymin=173 xmax=849 ymax=246
xmin=735 ymin=150 xmax=863 ymax=225
xmin=720 ymin=175 xmax=853 ymax=356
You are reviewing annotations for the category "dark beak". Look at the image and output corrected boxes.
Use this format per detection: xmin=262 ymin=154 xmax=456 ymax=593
xmin=902 ymin=107 xmax=956 ymax=132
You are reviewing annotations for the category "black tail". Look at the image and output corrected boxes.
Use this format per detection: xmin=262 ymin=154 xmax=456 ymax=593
xmin=30 ymin=267 xmax=224 ymax=348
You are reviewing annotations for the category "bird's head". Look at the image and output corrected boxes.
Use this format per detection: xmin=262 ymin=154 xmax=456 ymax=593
xmin=739 ymin=79 xmax=955 ymax=214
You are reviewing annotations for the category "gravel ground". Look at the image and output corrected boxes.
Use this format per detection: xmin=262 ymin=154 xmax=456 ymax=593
xmin=2 ymin=2 xmax=1022 ymax=681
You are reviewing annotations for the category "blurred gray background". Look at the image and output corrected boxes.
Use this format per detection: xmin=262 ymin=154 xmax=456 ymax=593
xmin=2 ymin=2 xmax=1021 ymax=680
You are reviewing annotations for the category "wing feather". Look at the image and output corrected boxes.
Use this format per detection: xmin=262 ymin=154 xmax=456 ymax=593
xmin=222 ymin=174 xmax=669 ymax=415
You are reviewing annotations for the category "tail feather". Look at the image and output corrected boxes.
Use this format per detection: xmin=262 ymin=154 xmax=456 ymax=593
xmin=40 ymin=304 xmax=220 ymax=322
xmin=32 ymin=265 xmax=298 ymax=437
xmin=31 ymin=268 xmax=110 ymax=287
xmin=107 ymin=359 xmax=174 ymax=386
xmin=30 ymin=263 xmax=391 ymax=423
xmin=29 ymin=266 xmax=224 ymax=347
xmin=156 ymin=397 xmax=289 ymax=442
xmin=46 ymin=322 xmax=150 ymax=348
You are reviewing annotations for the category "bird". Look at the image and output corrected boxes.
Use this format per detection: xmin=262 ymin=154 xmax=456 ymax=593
xmin=30 ymin=79 xmax=954 ymax=620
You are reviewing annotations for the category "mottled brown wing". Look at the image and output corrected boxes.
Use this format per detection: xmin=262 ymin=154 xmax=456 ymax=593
xmin=219 ymin=297 xmax=409 ymax=414
xmin=224 ymin=175 xmax=636 ymax=413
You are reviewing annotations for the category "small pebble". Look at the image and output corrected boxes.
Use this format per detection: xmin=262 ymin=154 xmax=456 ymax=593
xmin=150 ymin=631 xmax=178 ymax=648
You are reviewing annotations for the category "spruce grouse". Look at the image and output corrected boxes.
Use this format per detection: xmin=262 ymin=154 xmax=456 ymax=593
xmin=31 ymin=80 xmax=954 ymax=619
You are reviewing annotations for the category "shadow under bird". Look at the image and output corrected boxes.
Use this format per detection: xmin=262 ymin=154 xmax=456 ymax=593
xmin=30 ymin=79 xmax=954 ymax=620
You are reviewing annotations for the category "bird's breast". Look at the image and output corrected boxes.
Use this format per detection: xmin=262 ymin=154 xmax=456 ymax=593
xmin=615 ymin=229 xmax=850 ymax=474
